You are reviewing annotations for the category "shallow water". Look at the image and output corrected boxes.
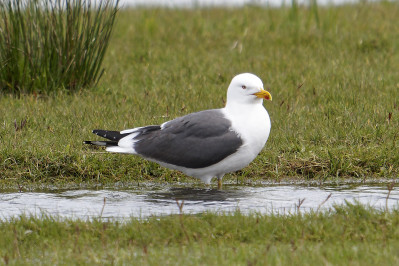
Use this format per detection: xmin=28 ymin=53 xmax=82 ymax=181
xmin=1 ymin=183 xmax=398 ymax=220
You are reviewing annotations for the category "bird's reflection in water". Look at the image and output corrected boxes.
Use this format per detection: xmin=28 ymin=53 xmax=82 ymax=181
xmin=146 ymin=187 xmax=248 ymax=203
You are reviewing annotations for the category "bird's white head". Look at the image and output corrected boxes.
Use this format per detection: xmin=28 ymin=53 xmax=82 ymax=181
xmin=226 ymin=73 xmax=272 ymax=107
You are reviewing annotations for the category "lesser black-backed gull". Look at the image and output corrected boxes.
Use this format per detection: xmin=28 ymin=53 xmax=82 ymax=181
xmin=84 ymin=73 xmax=272 ymax=188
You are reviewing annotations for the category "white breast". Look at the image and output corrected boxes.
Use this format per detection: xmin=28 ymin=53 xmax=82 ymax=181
xmin=222 ymin=104 xmax=271 ymax=163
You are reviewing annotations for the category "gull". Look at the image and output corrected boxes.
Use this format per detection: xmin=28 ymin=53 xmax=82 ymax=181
xmin=84 ymin=73 xmax=272 ymax=189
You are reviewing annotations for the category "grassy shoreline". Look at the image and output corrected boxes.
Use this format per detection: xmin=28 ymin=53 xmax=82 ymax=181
xmin=1 ymin=3 xmax=399 ymax=187
xmin=1 ymin=203 xmax=399 ymax=264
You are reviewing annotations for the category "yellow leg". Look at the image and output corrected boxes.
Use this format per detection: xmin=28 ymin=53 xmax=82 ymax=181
xmin=218 ymin=178 xmax=223 ymax=190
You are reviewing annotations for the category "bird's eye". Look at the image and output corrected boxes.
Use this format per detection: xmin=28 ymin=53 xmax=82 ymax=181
xmin=242 ymin=85 xmax=247 ymax=89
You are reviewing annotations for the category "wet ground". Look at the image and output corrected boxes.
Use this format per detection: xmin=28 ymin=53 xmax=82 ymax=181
xmin=1 ymin=183 xmax=398 ymax=220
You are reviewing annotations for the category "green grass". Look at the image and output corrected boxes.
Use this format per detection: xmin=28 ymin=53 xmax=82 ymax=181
xmin=0 ymin=0 xmax=119 ymax=94
xmin=1 ymin=2 xmax=399 ymax=187
xmin=1 ymin=203 xmax=399 ymax=265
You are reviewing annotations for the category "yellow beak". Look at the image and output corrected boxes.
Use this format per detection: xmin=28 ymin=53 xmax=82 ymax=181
xmin=253 ymin=89 xmax=272 ymax=101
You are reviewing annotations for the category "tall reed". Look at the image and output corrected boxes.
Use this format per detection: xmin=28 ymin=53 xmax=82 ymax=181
xmin=0 ymin=0 xmax=119 ymax=94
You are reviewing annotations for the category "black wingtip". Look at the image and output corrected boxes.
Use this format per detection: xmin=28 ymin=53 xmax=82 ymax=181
xmin=90 ymin=129 xmax=128 ymax=141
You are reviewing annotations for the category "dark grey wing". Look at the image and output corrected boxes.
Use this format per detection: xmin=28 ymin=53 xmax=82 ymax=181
xmin=134 ymin=109 xmax=243 ymax=169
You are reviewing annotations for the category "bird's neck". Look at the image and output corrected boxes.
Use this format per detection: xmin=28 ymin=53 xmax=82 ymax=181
xmin=225 ymin=100 xmax=264 ymax=114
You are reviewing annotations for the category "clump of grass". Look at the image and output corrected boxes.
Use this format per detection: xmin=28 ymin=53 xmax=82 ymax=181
xmin=0 ymin=0 xmax=119 ymax=94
